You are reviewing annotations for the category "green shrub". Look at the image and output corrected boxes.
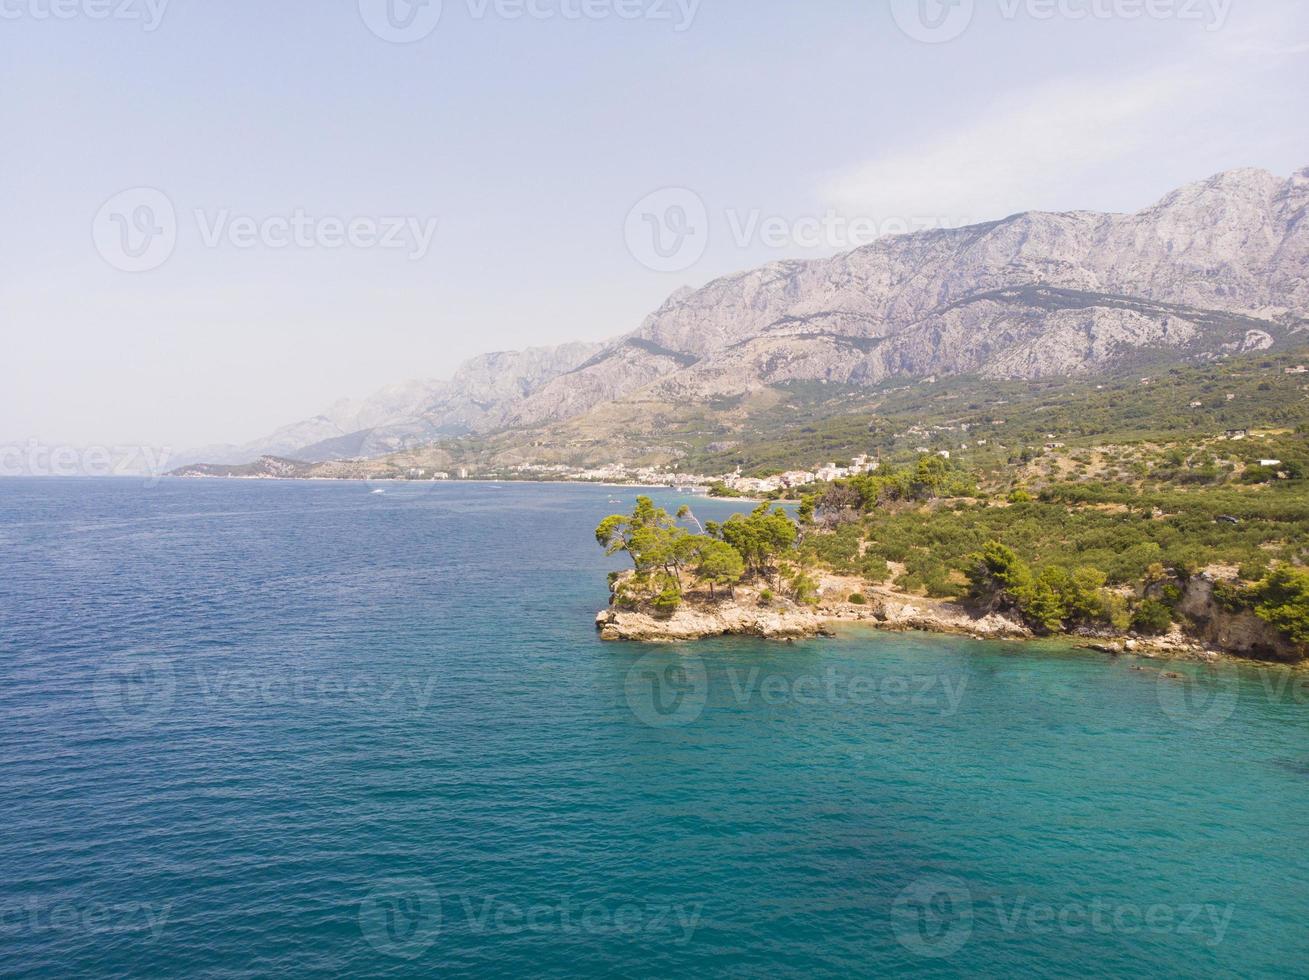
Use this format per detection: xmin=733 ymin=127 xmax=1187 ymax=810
xmin=1252 ymin=566 xmax=1309 ymax=650
xmin=789 ymin=571 xmax=820 ymax=607
xmin=1239 ymin=558 xmax=1269 ymax=583
xmin=1100 ymin=592 xmax=1132 ymax=631
xmin=1017 ymin=572 xmax=1068 ymax=634
xmin=651 ymin=579 xmax=682 ymax=618
xmin=860 ymin=554 xmax=891 ymax=584
xmin=1132 ymin=599 xmax=1173 ymax=635
xmin=901 ymin=550 xmax=962 ymax=599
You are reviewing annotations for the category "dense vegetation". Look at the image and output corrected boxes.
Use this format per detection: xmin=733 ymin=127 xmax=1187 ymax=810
xmin=799 ymin=451 xmax=1308 ymax=648
xmin=597 ymin=497 xmax=810 ymax=613
xmin=594 ymin=347 xmax=1309 ymax=658
xmin=598 ymin=459 xmax=1309 ymax=659
xmin=682 ymin=346 xmax=1309 ymax=481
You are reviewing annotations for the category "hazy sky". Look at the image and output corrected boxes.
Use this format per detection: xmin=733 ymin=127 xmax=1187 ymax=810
xmin=3 ymin=0 xmax=1307 ymax=450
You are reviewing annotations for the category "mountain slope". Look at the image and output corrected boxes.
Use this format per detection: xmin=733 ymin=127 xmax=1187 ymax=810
xmin=183 ymin=165 xmax=1309 ymax=467
xmin=506 ymin=166 xmax=1308 ymax=425
xmin=174 ymin=342 xmax=603 ymax=466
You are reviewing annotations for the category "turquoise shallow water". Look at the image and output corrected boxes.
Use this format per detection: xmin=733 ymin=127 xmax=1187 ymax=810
xmin=2 ymin=478 xmax=1308 ymax=978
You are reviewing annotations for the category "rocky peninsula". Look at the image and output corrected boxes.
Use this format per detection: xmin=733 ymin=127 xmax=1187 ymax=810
xmin=595 ymin=568 xmax=1302 ymax=665
xmin=594 ymin=486 xmax=1309 ymax=665
xmin=596 ymin=572 xmax=1028 ymax=642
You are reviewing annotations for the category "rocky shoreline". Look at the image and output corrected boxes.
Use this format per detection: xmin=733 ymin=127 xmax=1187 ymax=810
xmin=595 ymin=573 xmax=1266 ymax=664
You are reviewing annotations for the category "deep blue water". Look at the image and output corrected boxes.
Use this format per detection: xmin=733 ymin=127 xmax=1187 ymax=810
xmin=2 ymin=478 xmax=1308 ymax=978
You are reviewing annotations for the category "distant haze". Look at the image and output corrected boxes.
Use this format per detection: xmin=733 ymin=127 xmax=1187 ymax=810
xmin=2 ymin=0 xmax=1307 ymax=449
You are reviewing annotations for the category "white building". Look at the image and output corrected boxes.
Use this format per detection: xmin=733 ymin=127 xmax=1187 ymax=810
xmin=779 ymin=470 xmax=816 ymax=488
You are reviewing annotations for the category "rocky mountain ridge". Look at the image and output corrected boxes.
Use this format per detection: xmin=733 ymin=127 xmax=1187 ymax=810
xmin=181 ymin=166 xmax=1309 ymax=467
xmin=507 ymin=166 xmax=1307 ymax=424
xmin=172 ymin=342 xmax=602 ymax=467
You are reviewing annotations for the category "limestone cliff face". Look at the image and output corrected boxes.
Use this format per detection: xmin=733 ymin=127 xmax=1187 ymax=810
xmin=596 ymin=571 xmax=1303 ymax=663
xmin=512 ymin=166 xmax=1308 ymax=423
xmin=405 ymin=343 xmax=607 ymax=436
xmin=1176 ymin=574 xmax=1302 ymax=663
xmin=596 ymin=573 xmax=1032 ymax=643
xmin=184 ymin=166 xmax=1309 ymax=465
xmin=595 ymin=605 xmax=826 ymax=642
xmin=174 ymin=342 xmax=603 ymax=467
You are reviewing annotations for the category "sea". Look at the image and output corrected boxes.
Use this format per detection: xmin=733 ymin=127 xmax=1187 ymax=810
xmin=1 ymin=477 xmax=1307 ymax=977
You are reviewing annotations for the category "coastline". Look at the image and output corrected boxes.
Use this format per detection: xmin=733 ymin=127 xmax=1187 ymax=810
xmin=164 ymin=470 xmax=810 ymax=501
xmin=595 ymin=573 xmax=1269 ymax=665
xmin=164 ymin=473 xmax=713 ymax=492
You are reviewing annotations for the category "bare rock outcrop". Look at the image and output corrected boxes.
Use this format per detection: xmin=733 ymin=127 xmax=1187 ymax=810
xmin=1177 ymin=572 xmax=1301 ymax=663
xmin=595 ymin=574 xmax=1031 ymax=644
xmin=518 ymin=166 xmax=1308 ymax=425
xmin=595 ymin=605 xmax=827 ymax=643
xmin=184 ymin=165 xmax=1309 ymax=467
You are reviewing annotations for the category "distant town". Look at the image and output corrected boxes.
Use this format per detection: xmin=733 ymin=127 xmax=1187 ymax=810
xmin=468 ymin=453 xmax=889 ymax=496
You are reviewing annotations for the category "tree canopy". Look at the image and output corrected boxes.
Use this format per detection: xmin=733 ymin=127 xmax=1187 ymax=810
xmin=596 ymin=497 xmax=802 ymax=612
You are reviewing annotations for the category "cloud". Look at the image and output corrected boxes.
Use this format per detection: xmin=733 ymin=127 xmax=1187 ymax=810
xmin=820 ymin=68 xmax=1196 ymax=227
xmin=1203 ymin=0 xmax=1309 ymax=58
xmin=822 ymin=0 xmax=1309 ymax=227
xmin=1223 ymin=39 xmax=1309 ymax=56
